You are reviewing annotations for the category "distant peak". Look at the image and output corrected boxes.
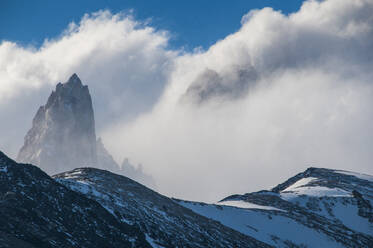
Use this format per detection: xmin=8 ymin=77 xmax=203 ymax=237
xmin=66 ymin=73 xmax=82 ymax=86
xmin=69 ymin=73 xmax=79 ymax=81
xmin=18 ymin=73 xmax=96 ymax=174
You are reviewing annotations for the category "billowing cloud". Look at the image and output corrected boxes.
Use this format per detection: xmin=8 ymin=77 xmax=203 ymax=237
xmin=1 ymin=0 xmax=373 ymax=202
xmin=102 ymin=0 xmax=373 ymax=201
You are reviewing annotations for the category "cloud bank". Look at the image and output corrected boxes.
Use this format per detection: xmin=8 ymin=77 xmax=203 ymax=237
xmin=102 ymin=0 xmax=373 ymax=201
xmin=1 ymin=0 xmax=373 ymax=201
xmin=0 ymin=10 xmax=175 ymax=157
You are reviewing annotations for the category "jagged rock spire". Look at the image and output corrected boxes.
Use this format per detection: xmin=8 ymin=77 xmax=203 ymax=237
xmin=68 ymin=73 xmax=81 ymax=83
xmin=17 ymin=73 xmax=97 ymax=174
xmin=17 ymin=73 xmax=155 ymax=185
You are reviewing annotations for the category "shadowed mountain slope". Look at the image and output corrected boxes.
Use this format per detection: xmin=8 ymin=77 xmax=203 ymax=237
xmin=0 ymin=151 xmax=150 ymax=248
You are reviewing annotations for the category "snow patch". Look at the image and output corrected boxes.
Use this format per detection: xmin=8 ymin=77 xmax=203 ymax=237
xmin=218 ymin=200 xmax=284 ymax=212
xmin=282 ymin=177 xmax=318 ymax=192
xmin=70 ymin=170 xmax=83 ymax=175
xmin=281 ymin=186 xmax=351 ymax=199
xmin=179 ymin=201 xmax=344 ymax=248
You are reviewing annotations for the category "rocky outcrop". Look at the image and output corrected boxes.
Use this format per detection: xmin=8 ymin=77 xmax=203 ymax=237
xmin=18 ymin=73 xmax=157 ymax=187
xmin=17 ymin=74 xmax=97 ymax=174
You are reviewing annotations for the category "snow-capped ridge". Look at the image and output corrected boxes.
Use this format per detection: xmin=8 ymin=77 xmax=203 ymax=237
xmin=180 ymin=167 xmax=373 ymax=248
xmin=271 ymin=167 xmax=373 ymax=195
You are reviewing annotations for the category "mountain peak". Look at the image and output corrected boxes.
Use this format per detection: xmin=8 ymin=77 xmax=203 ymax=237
xmin=67 ymin=73 xmax=82 ymax=85
xmin=17 ymin=74 xmax=97 ymax=174
xmin=54 ymin=73 xmax=83 ymax=93
xmin=270 ymin=166 xmax=373 ymax=194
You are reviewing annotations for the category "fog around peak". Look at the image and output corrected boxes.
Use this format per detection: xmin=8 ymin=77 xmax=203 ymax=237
xmin=1 ymin=0 xmax=373 ymax=201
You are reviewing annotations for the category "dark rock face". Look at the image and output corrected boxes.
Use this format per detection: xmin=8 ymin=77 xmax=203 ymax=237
xmin=0 ymin=151 xmax=150 ymax=248
xmin=54 ymin=168 xmax=272 ymax=248
xmin=17 ymin=74 xmax=97 ymax=174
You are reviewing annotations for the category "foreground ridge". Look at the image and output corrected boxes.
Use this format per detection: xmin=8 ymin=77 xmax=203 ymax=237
xmin=0 ymin=151 xmax=150 ymax=247
xmin=54 ymin=167 xmax=272 ymax=248
xmin=2 ymin=147 xmax=372 ymax=248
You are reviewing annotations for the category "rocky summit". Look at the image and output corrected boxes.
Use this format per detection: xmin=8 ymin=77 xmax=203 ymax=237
xmin=16 ymin=74 xmax=155 ymax=187
xmin=17 ymin=74 xmax=97 ymax=174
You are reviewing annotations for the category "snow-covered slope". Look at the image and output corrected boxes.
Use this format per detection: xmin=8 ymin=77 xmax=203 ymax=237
xmin=177 ymin=167 xmax=373 ymax=248
xmin=54 ymin=168 xmax=271 ymax=248
xmin=178 ymin=199 xmax=346 ymax=248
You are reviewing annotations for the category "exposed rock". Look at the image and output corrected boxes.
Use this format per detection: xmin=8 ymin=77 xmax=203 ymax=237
xmin=17 ymin=74 xmax=97 ymax=174
xmin=17 ymin=74 xmax=156 ymax=188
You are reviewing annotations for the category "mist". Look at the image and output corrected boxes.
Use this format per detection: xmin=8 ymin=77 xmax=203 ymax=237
xmin=1 ymin=0 xmax=373 ymax=202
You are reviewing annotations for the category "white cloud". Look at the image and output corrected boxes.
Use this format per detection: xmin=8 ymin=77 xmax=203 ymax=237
xmin=102 ymin=0 xmax=373 ymax=201
xmin=1 ymin=0 xmax=373 ymax=202
xmin=0 ymin=10 xmax=176 ymax=157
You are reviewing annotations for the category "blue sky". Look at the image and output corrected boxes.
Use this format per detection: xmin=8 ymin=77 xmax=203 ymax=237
xmin=1 ymin=0 xmax=304 ymax=50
